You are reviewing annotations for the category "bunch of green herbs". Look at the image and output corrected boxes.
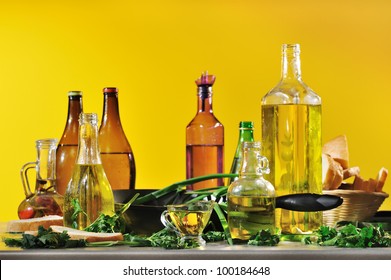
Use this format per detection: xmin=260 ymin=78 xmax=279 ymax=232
xmin=248 ymin=229 xmax=280 ymax=246
xmin=71 ymin=193 xmax=139 ymax=233
xmin=4 ymin=226 xmax=86 ymax=249
xmin=304 ymin=222 xmax=391 ymax=248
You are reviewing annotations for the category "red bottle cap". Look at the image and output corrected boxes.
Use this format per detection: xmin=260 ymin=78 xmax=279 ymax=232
xmin=103 ymin=87 xmax=118 ymax=93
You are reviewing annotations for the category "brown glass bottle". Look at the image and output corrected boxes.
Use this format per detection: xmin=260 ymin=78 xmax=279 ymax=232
xmin=56 ymin=91 xmax=83 ymax=195
xmin=99 ymin=87 xmax=136 ymax=190
xmin=186 ymin=73 xmax=224 ymax=190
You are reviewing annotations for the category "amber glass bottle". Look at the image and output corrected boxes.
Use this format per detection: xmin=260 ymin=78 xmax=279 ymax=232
xmin=99 ymin=87 xmax=136 ymax=190
xmin=56 ymin=91 xmax=83 ymax=195
xmin=186 ymin=73 xmax=224 ymax=190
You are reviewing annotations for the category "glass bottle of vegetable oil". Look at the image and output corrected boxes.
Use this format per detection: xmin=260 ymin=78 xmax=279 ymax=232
xmin=227 ymin=141 xmax=275 ymax=243
xmin=56 ymin=90 xmax=83 ymax=196
xmin=261 ymin=44 xmax=322 ymax=236
xmin=186 ymin=72 xmax=224 ymax=190
xmin=63 ymin=113 xmax=115 ymax=229
xmin=99 ymin=87 xmax=136 ymax=190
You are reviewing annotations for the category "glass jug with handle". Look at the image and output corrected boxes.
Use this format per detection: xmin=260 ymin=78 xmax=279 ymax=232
xmin=18 ymin=138 xmax=64 ymax=219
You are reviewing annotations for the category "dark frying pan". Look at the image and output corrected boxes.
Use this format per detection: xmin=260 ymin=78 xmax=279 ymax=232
xmin=114 ymin=190 xmax=343 ymax=235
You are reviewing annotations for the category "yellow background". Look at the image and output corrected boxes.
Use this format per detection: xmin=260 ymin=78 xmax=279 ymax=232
xmin=0 ymin=0 xmax=390 ymax=222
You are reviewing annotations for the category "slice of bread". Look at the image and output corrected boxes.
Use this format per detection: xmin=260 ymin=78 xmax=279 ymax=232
xmin=368 ymin=178 xmax=378 ymax=192
xmin=322 ymin=153 xmax=343 ymax=190
xmin=50 ymin=226 xmax=124 ymax=242
xmin=343 ymin=166 xmax=360 ymax=180
xmin=7 ymin=215 xmax=63 ymax=233
xmin=323 ymin=135 xmax=349 ymax=169
xmin=376 ymin=167 xmax=388 ymax=192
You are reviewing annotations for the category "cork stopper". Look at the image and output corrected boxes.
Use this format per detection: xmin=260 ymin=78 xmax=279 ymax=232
xmin=195 ymin=71 xmax=216 ymax=86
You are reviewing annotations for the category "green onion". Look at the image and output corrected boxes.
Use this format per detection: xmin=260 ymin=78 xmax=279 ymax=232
xmin=213 ymin=203 xmax=233 ymax=245
xmin=133 ymin=173 xmax=236 ymax=205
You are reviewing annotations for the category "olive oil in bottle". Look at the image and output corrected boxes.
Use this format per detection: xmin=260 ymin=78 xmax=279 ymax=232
xmin=262 ymin=104 xmax=322 ymax=234
xmin=227 ymin=141 xmax=276 ymax=242
xmin=228 ymin=195 xmax=275 ymax=240
xmin=261 ymin=44 xmax=322 ymax=235
xmin=63 ymin=113 xmax=114 ymax=229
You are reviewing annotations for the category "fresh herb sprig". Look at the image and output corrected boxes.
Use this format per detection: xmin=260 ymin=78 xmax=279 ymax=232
xmin=248 ymin=229 xmax=280 ymax=246
xmin=4 ymin=227 xmax=225 ymax=249
xmin=86 ymin=228 xmax=201 ymax=249
xmin=72 ymin=193 xmax=139 ymax=233
xmin=305 ymin=223 xmax=391 ymax=248
xmin=71 ymin=198 xmax=88 ymax=229
xmin=4 ymin=226 xmax=86 ymax=249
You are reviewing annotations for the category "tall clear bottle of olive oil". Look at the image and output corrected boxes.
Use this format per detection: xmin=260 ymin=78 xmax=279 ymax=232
xmin=63 ymin=113 xmax=114 ymax=229
xmin=261 ymin=44 xmax=322 ymax=235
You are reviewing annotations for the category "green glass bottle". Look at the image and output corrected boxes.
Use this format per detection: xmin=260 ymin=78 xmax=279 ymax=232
xmin=229 ymin=121 xmax=254 ymax=184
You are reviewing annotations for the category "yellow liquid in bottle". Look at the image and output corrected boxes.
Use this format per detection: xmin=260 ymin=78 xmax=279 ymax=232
xmin=262 ymin=104 xmax=322 ymax=234
xmin=63 ymin=164 xmax=114 ymax=229
xmin=228 ymin=195 xmax=275 ymax=241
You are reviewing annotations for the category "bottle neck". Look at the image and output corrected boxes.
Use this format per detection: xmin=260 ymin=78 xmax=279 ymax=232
xmin=35 ymin=139 xmax=57 ymax=192
xmin=77 ymin=114 xmax=102 ymax=164
xmin=197 ymin=85 xmax=213 ymax=113
xmin=240 ymin=148 xmax=261 ymax=177
xmin=239 ymin=143 xmax=269 ymax=177
xmin=67 ymin=96 xmax=83 ymax=125
xmin=239 ymin=128 xmax=254 ymax=143
xmin=281 ymin=44 xmax=302 ymax=81
xmin=101 ymin=92 xmax=121 ymax=125
xmin=234 ymin=128 xmax=254 ymax=158
xmin=59 ymin=95 xmax=83 ymax=146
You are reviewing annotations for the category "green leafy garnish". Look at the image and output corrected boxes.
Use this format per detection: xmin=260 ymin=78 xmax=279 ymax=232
xmin=86 ymin=228 xmax=200 ymax=249
xmin=248 ymin=229 xmax=280 ymax=246
xmin=75 ymin=193 xmax=139 ymax=233
xmin=202 ymin=231 xmax=226 ymax=242
xmin=4 ymin=226 xmax=86 ymax=249
xmin=71 ymin=198 xmax=88 ymax=229
xmin=306 ymin=223 xmax=391 ymax=248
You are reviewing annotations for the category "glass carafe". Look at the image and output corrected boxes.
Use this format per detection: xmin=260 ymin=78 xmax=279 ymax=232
xmin=227 ymin=141 xmax=275 ymax=242
xmin=18 ymin=138 xmax=64 ymax=219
